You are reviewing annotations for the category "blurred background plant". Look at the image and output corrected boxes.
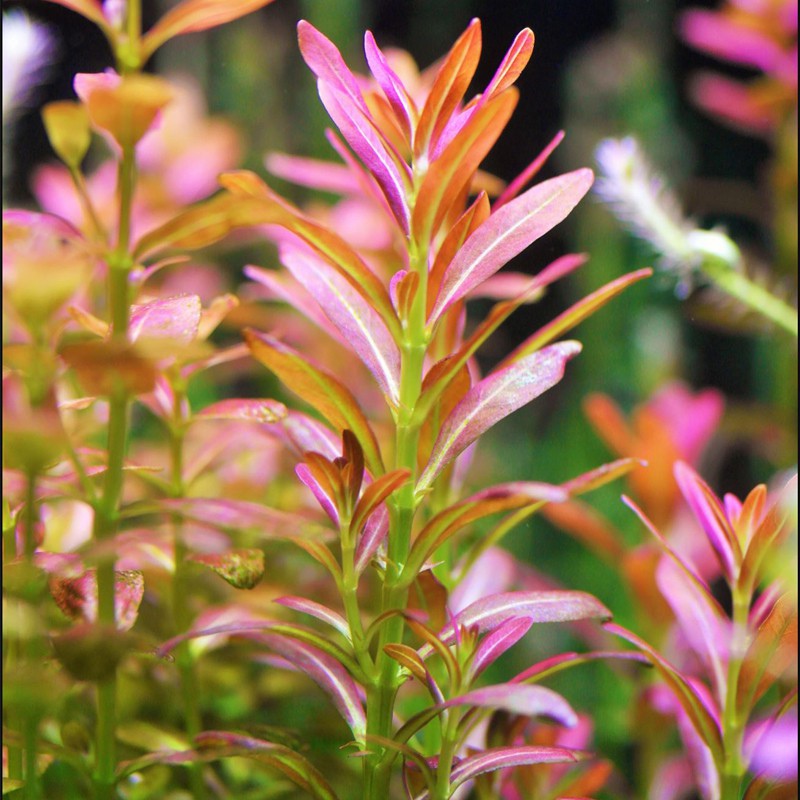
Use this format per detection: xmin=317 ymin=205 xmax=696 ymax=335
xmin=2 ymin=0 xmax=796 ymax=798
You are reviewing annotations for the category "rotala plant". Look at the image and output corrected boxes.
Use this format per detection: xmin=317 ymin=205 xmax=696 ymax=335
xmin=3 ymin=2 xmax=796 ymax=800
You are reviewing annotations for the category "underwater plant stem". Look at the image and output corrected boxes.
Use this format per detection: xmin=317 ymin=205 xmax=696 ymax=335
xmin=720 ymin=585 xmax=751 ymax=800
xmin=168 ymin=391 xmax=208 ymax=800
xmin=363 ymin=234 xmax=430 ymax=797
xmin=91 ymin=126 xmax=138 ymax=800
xmin=701 ymin=257 xmax=798 ymax=337
xmin=431 ymin=712 xmax=461 ymax=800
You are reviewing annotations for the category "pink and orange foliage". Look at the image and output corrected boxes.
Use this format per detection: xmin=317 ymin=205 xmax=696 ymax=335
xmin=2 ymin=2 xmax=797 ymax=800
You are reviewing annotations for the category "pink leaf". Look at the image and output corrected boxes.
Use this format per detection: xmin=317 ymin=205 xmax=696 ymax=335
xmin=418 ymin=341 xmax=581 ymax=491
xmin=438 ymin=590 xmax=611 ymax=646
xmin=428 ymin=168 xmax=594 ymax=326
xmin=265 ymin=152 xmax=360 ymax=195
xmin=470 ymin=618 xmax=533 ymax=678
xmin=297 ymin=20 xmax=370 ymax=115
xmin=278 ymin=243 xmax=401 ymax=402
xmin=674 ymin=461 xmax=739 ymax=580
xmin=316 ymin=81 xmax=410 ymax=233
xmin=129 ymin=294 xmax=202 ymax=344
xmin=264 ymin=410 xmax=341 ymax=461
xmin=274 ymin=596 xmax=350 ymax=640
xmin=296 ymin=463 xmax=340 ymax=525
xmin=156 ymin=498 xmax=330 ymax=540
xmin=196 ymin=398 xmax=287 ymax=423
xmin=250 ymin=632 xmax=366 ymax=740
xmin=442 ymin=683 xmax=577 ymax=728
xmin=354 ymin=504 xmax=389 ymax=574
xmin=448 ymin=746 xmax=579 ymax=790
xmin=363 ymin=31 xmax=417 ymax=138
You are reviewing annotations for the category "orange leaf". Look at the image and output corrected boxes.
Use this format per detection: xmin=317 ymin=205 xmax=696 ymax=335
xmin=245 ymin=330 xmax=384 ymax=475
xmin=412 ymin=90 xmax=517 ymax=244
xmin=142 ymin=0 xmax=276 ymax=60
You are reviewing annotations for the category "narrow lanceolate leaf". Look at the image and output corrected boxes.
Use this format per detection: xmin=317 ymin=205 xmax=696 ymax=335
xmin=251 ymin=633 xmax=367 ymax=741
xmin=196 ymin=398 xmax=287 ymax=424
xmin=363 ymin=31 xmax=417 ymax=138
xmin=274 ymin=596 xmax=351 ymax=641
xmin=413 ymin=90 xmax=518 ymax=244
xmin=350 ymin=469 xmax=410 ymax=536
xmin=417 ymin=341 xmax=581 ymax=491
xmin=500 ymin=268 xmax=653 ymax=364
xmin=405 ymin=482 xmax=565 ymax=582
xmin=316 ymin=82 xmax=411 ymax=233
xmin=427 ymin=192 xmax=492 ymax=318
xmin=483 ymin=28 xmax=535 ymax=102
xmin=470 ymin=618 xmax=533 ymax=678
xmin=439 ymin=591 xmax=612 ymax=645
xmin=674 ymin=461 xmax=740 ymax=580
xmin=129 ymin=295 xmax=202 ymax=343
xmin=188 ymin=549 xmax=265 ymax=590
xmin=142 ymin=1 xmax=277 ymax=60
xmin=428 ymin=169 xmax=594 ymax=326
xmin=414 ymin=18 xmax=482 ymax=157
xmin=444 ymin=684 xmax=577 ymax=728
xmin=151 ymin=497 xmax=331 ymax=541
xmin=354 ymin=505 xmax=389 ymax=574
xmin=245 ymin=330 xmax=384 ymax=475
xmin=447 ymin=746 xmax=579 ymax=792
xmin=191 ymin=732 xmax=340 ymax=800
xmin=738 ymin=593 xmax=797 ymax=712
xmin=228 ymin=192 xmax=401 ymax=337
xmin=279 ymin=244 xmax=402 ymax=403
xmin=404 ymin=482 xmax=565 ymax=582
xmin=604 ymin=622 xmax=724 ymax=763
xmin=418 ymin=254 xmax=586 ymax=419
xmin=133 ymin=194 xmax=242 ymax=260
xmin=656 ymin=560 xmax=730 ymax=701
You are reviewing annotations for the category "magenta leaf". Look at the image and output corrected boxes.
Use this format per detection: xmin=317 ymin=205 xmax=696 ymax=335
xmin=187 ymin=549 xmax=266 ymax=590
xmin=448 ymin=746 xmax=579 ymax=792
xmin=274 ymin=596 xmax=351 ymax=640
xmin=354 ymin=504 xmax=389 ymax=574
xmin=417 ymin=341 xmax=581 ymax=491
xmin=125 ymin=730 xmax=341 ymax=800
xmin=470 ymin=617 xmax=533 ymax=678
xmin=316 ymin=81 xmax=411 ymax=233
xmin=278 ymin=243 xmax=402 ymax=402
xmin=363 ymin=30 xmax=416 ymax=137
xmin=250 ymin=632 xmax=367 ymax=741
xmin=674 ymin=461 xmax=739 ymax=580
xmin=152 ymin=498 xmax=331 ymax=540
xmin=443 ymin=683 xmax=578 ymax=728
xmin=296 ymin=463 xmax=340 ymax=525
xmin=434 ymin=590 xmax=611 ymax=650
xmin=428 ymin=168 xmax=594 ymax=326
xmin=261 ymin=409 xmax=341 ymax=460
xmin=656 ymin=560 xmax=730 ymax=704
xmin=129 ymin=294 xmax=202 ymax=344
xmin=196 ymin=398 xmax=287 ymax=423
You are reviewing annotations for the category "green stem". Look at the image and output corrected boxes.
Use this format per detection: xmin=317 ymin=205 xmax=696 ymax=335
xmin=167 ymin=386 xmax=208 ymax=800
xmin=701 ymin=258 xmax=798 ymax=337
xmin=431 ymin=711 xmax=461 ymax=800
xmin=362 ymin=228 xmax=430 ymax=796
xmin=91 ymin=105 xmax=138 ymax=800
xmin=720 ymin=586 xmax=751 ymax=800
